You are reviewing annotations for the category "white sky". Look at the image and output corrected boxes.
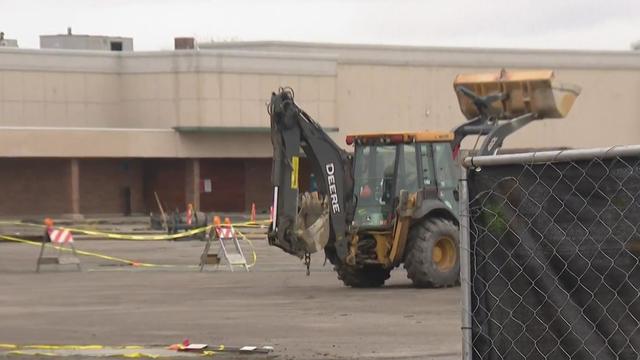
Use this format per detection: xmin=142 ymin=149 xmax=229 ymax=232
xmin=2 ymin=0 xmax=639 ymax=51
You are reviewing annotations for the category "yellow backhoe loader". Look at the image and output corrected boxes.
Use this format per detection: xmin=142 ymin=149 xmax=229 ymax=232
xmin=267 ymin=69 xmax=580 ymax=287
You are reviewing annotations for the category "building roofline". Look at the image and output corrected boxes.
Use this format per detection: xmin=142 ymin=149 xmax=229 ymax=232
xmin=200 ymin=40 xmax=640 ymax=70
xmin=0 ymin=46 xmax=336 ymax=61
xmin=40 ymin=34 xmax=133 ymax=40
xmin=200 ymin=40 xmax=640 ymax=57
xmin=0 ymin=47 xmax=337 ymax=75
xmin=1 ymin=40 xmax=639 ymax=73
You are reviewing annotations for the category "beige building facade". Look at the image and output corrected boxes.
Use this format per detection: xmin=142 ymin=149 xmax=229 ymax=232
xmin=0 ymin=41 xmax=639 ymax=216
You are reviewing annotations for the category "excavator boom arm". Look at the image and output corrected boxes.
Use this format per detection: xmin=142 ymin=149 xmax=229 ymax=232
xmin=268 ymin=89 xmax=354 ymax=260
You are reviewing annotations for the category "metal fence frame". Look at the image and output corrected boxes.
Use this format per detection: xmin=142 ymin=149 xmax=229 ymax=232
xmin=459 ymin=144 xmax=640 ymax=360
xmin=459 ymin=166 xmax=473 ymax=360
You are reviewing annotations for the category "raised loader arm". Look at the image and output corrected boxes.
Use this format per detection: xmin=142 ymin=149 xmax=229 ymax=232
xmin=268 ymin=88 xmax=355 ymax=262
xmin=449 ymin=69 xmax=581 ymax=158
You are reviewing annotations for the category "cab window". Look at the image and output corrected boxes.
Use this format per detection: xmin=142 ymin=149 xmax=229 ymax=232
xmin=398 ymin=144 xmax=419 ymax=193
xmin=433 ymin=143 xmax=457 ymax=189
xmin=420 ymin=144 xmax=435 ymax=187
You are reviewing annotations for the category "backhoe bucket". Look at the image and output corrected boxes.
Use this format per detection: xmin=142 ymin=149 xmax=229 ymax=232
xmin=454 ymin=69 xmax=581 ymax=120
xmin=295 ymin=192 xmax=330 ymax=253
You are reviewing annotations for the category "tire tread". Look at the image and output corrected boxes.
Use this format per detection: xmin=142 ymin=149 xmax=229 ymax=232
xmin=405 ymin=217 xmax=459 ymax=288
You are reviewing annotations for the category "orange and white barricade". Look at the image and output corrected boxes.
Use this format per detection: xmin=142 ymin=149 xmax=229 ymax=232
xmin=48 ymin=228 xmax=74 ymax=245
xmin=199 ymin=217 xmax=249 ymax=272
xmin=36 ymin=218 xmax=81 ymax=272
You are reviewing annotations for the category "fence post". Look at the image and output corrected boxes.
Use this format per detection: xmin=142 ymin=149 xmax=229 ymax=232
xmin=459 ymin=165 xmax=472 ymax=360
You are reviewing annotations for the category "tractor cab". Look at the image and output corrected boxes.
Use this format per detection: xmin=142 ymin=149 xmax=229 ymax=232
xmin=345 ymin=132 xmax=458 ymax=228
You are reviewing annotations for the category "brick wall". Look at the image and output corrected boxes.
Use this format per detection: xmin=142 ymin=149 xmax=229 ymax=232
xmin=142 ymin=159 xmax=186 ymax=214
xmin=0 ymin=158 xmax=72 ymax=216
xmin=200 ymin=158 xmax=245 ymax=212
xmin=243 ymin=158 xmax=272 ymax=213
xmin=79 ymin=159 xmax=144 ymax=214
xmin=0 ymin=157 xmax=306 ymax=217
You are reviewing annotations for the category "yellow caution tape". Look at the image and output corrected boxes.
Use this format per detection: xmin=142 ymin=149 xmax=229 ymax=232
xmin=120 ymin=352 xmax=159 ymax=359
xmin=2 ymin=344 xmax=216 ymax=358
xmin=0 ymin=232 xmax=258 ymax=269
xmin=0 ymin=220 xmax=269 ymax=241
xmin=2 ymin=344 xmax=145 ymax=350
xmin=235 ymin=230 xmax=257 ymax=268
xmin=0 ymin=220 xmax=210 ymax=240
xmin=5 ymin=351 xmax=183 ymax=358
xmin=0 ymin=221 xmax=42 ymax=227
xmin=7 ymin=350 xmax=57 ymax=356
xmin=23 ymin=345 xmax=104 ymax=350
xmin=62 ymin=225 xmax=212 ymax=241
xmin=0 ymin=235 xmax=197 ymax=269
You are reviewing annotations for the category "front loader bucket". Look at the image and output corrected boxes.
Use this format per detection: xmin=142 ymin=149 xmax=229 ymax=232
xmin=295 ymin=192 xmax=330 ymax=254
xmin=454 ymin=69 xmax=581 ymax=120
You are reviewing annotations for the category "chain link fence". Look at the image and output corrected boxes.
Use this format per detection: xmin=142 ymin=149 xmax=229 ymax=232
xmin=460 ymin=146 xmax=640 ymax=360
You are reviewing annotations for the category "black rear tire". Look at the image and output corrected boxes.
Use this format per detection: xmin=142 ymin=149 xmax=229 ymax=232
xmin=336 ymin=263 xmax=390 ymax=288
xmin=405 ymin=218 xmax=459 ymax=288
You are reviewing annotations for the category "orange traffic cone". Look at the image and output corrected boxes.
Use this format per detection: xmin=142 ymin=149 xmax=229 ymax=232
xmin=250 ymin=203 xmax=256 ymax=222
xmin=44 ymin=217 xmax=54 ymax=228
xmin=186 ymin=203 xmax=193 ymax=225
xmin=43 ymin=217 xmax=54 ymax=242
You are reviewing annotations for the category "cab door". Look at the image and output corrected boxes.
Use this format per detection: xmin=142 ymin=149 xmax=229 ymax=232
xmin=418 ymin=144 xmax=438 ymax=197
xmin=432 ymin=143 xmax=459 ymax=215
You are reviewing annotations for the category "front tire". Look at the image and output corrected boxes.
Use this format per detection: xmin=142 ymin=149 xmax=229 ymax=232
xmin=336 ymin=263 xmax=390 ymax=288
xmin=405 ymin=218 xmax=459 ymax=288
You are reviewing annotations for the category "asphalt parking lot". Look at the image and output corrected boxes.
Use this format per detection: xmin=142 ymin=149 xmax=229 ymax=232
xmin=0 ymin=237 xmax=462 ymax=359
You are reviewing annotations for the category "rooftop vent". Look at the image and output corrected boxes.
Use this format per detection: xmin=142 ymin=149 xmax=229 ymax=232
xmin=175 ymin=37 xmax=196 ymax=50
xmin=0 ymin=32 xmax=19 ymax=48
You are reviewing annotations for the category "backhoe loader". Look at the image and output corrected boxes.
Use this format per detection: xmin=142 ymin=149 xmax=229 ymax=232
xmin=268 ymin=69 xmax=580 ymax=287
